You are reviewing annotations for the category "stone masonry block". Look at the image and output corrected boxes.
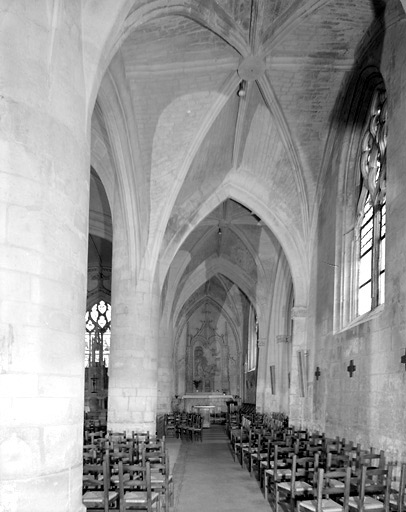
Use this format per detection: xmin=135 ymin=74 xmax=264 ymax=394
xmin=0 ymin=269 xmax=30 ymax=302
xmin=135 ymin=387 xmax=156 ymax=397
xmin=38 ymin=375 xmax=82 ymax=398
xmin=129 ymin=396 xmax=147 ymax=410
xmin=0 ymin=373 xmax=39 ymax=397
xmin=109 ymin=396 xmax=129 ymax=411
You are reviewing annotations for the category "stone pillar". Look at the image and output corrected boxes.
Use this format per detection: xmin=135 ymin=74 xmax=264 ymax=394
xmin=255 ymin=336 xmax=267 ymax=413
xmin=221 ymin=329 xmax=230 ymax=393
xmin=288 ymin=306 xmax=308 ymax=427
xmin=276 ymin=335 xmax=292 ymax=413
xmin=0 ymin=4 xmax=88 ymax=512
xmin=157 ymin=312 xmax=174 ymax=413
xmin=108 ymin=201 xmax=160 ymax=432
xmin=185 ymin=329 xmax=194 ymax=393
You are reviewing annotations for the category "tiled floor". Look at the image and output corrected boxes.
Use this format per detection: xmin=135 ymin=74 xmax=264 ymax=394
xmin=166 ymin=425 xmax=271 ymax=512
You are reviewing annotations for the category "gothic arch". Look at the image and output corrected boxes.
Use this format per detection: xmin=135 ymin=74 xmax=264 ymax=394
xmin=170 ymin=258 xmax=262 ymax=329
xmin=160 ymin=172 xmax=309 ymax=308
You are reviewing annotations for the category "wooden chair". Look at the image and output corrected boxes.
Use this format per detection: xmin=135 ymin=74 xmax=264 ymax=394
xmin=233 ymin=425 xmax=250 ymax=465
xmin=298 ymin=466 xmax=352 ymax=512
xmin=264 ymin=444 xmax=294 ymax=504
xmin=190 ymin=414 xmax=203 ymax=442
xmin=118 ymin=460 xmax=161 ymax=512
xmin=260 ymin=438 xmax=289 ymax=490
xmin=242 ymin=427 xmax=261 ymax=472
xmin=250 ymin=432 xmax=270 ymax=480
xmin=175 ymin=413 xmax=188 ymax=440
xmin=390 ymin=463 xmax=406 ymax=512
xmin=142 ymin=441 xmax=166 ymax=466
xmin=82 ymin=457 xmax=119 ymax=512
xmin=83 ymin=444 xmax=100 ymax=464
xmin=109 ymin=440 xmax=135 ymax=466
xmin=276 ymin=454 xmax=319 ymax=512
xmin=149 ymin=451 xmax=174 ymax=511
xmin=348 ymin=463 xmax=394 ymax=512
xmin=354 ymin=450 xmax=386 ymax=474
xmin=164 ymin=414 xmax=176 ymax=438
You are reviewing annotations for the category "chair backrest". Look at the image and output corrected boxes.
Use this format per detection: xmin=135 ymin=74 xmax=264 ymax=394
xmin=142 ymin=445 xmax=166 ymax=467
xmin=315 ymin=466 xmax=352 ymax=512
xmin=397 ymin=462 xmax=406 ymax=512
xmin=289 ymin=454 xmax=319 ymax=499
xmin=83 ymin=457 xmax=111 ymax=512
xmin=326 ymin=451 xmax=351 ymax=471
xmin=358 ymin=463 xmax=394 ymax=511
xmin=119 ymin=460 xmax=153 ymax=512
xmin=357 ymin=449 xmax=386 ymax=470
xmin=83 ymin=461 xmax=105 ymax=491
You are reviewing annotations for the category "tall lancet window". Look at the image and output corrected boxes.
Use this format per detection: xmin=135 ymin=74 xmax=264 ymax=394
xmin=85 ymin=300 xmax=111 ymax=367
xmin=357 ymin=88 xmax=387 ymax=316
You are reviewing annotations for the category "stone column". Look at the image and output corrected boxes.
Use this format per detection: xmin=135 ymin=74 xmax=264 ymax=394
xmin=288 ymin=306 xmax=308 ymax=427
xmin=255 ymin=336 xmax=267 ymax=413
xmin=157 ymin=314 xmax=174 ymax=414
xmin=185 ymin=330 xmax=194 ymax=393
xmin=108 ymin=200 xmax=160 ymax=432
xmin=0 ymin=4 xmax=88 ymax=512
xmin=276 ymin=334 xmax=292 ymax=413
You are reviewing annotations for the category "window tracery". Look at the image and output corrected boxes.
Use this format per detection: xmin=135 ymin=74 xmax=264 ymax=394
xmin=85 ymin=300 xmax=111 ymax=367
xmin=357 ymin=88 xmax=387 ymax=316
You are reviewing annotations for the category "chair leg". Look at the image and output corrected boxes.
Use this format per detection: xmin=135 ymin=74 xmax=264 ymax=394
xmin=264 ymin=473 xmax=269 ymax=502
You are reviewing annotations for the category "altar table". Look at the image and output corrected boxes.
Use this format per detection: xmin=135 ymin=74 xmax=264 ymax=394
xmin=181 ymin=393 xmax=235 ymax=413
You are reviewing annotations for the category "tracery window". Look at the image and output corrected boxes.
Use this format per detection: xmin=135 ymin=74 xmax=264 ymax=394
xmin=85 ymin=300 xmax=111 ymax=367
xmin=357 ymin=88 xmax=387 ymax=316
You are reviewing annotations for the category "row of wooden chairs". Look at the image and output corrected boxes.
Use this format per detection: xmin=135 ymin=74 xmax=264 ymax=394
xmin=83 ymin=431 xmax=173 ymax=511
xmin=84 ymin=430 xmax=163 ymax=465
xmin=229 ymin=415 xmax=406 ymax=512
xmin=164 ymin=412 xmax=203 ymax=442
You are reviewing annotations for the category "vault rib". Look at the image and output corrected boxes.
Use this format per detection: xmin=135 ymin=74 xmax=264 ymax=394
xmin=256 ymin=74 xmax=309 ymax=235
xmin=123 ymin=0 xmax=250 ymax=57
xmin=150 ymin=70 xmax=240 ymax=276
xmin=261 ymin=0 xmax=331 ymax=56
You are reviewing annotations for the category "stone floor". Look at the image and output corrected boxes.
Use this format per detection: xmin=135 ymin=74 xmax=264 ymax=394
xmin=166 ymin=425 xmax=272 ymax=512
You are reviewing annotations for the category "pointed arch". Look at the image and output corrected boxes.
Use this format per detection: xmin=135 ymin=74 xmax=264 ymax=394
xmin=160 ymin=171 xmax=309 ymax=307
xmin=170 ymin=257 xmax=262 ymax=329
xmin=96 ymin=60 xmax=148 ymax=273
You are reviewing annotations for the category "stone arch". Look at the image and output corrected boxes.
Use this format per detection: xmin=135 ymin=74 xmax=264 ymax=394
xmin=84 ymin=0 xmax=249 ymax=122
xmin=95 ymin=67 xmax=147 ymax=274
xmin=161 ymin=171 xmax=309 ymax=308
xmin=171 ymin=258 xmax=262 ymax=329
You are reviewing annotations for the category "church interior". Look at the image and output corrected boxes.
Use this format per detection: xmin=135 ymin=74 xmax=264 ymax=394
xmin=2 ymin=0 xmax=406 ymax=510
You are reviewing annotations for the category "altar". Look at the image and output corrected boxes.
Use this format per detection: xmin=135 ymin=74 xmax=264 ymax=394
xmin=180 ymin=393 xmax=235 ymax=413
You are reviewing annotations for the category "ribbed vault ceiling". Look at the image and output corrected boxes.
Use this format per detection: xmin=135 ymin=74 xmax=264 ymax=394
xmin=90 ymin=0 xmax=404 ymax=324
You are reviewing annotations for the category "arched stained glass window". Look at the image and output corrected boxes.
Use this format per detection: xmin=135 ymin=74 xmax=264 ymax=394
xmin=85 ymin=300 xmax=111 ymax=367
xmin=357 ymin=88 xmax=387 ymax=316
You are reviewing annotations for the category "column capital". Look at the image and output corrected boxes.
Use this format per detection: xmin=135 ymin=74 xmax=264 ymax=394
xmin=276 ymin=334 xmax=291 ymax=343
xmin=291 ymin=306 xmax=307 ymax=318
xmin=257 ymin=337 xmax=267 ymax=347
